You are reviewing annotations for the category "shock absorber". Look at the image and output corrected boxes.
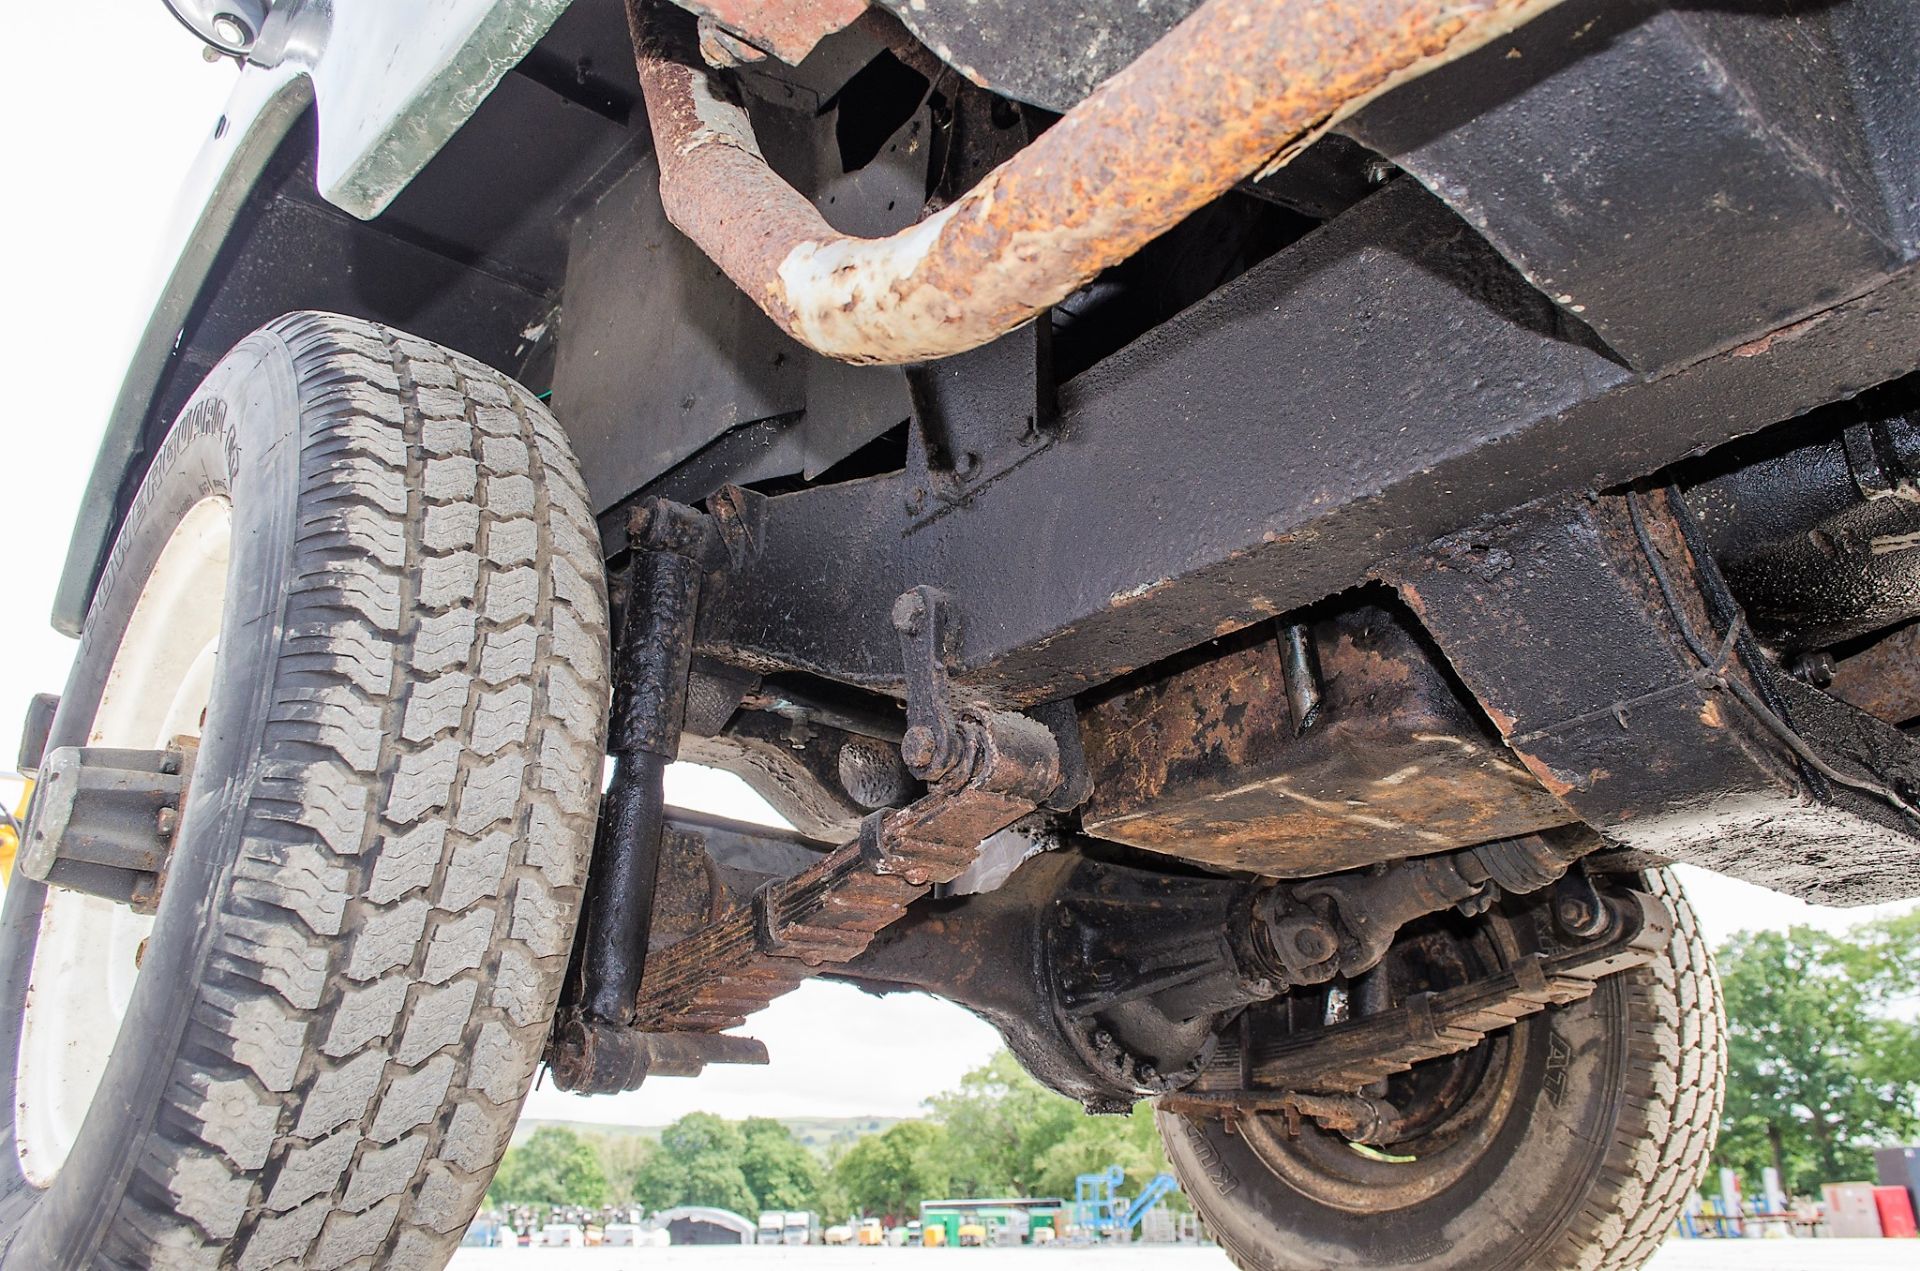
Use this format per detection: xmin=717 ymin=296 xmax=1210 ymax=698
xmin=572 ymin=501 xmax=719 ymax=1026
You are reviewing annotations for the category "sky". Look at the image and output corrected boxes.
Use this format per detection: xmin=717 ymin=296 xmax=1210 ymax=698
xmin=1 ymin=3 xmax=1913 ymax=1131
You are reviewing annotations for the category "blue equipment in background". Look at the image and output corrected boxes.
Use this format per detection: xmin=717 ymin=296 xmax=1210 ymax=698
xmin=1071 ymin=1165 xmax=1181 ymax=1240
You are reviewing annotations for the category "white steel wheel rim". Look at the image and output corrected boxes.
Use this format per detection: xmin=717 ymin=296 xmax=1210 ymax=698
xmin=16 ymin=496 xmax=232 ymax=1187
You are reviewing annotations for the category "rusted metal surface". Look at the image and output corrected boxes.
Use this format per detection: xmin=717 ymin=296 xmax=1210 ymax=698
xmin=1079 ymin=605 xmax=1571 ymax=876
xmin=671 ymin=0 xmax=867 ymax=65
xmin=630 ymin=0 xmax=1560 ymax=364
xmin=1189 ymin=889 xmax=1669 ymax=1098
xmin=1291 ymin=829 xmax=1596 ymax=978
xmin=646 ymin=828 xmax=730 ymax=948
xmin=681 ymin=709 xmax=873 ymax=840
xmin=735 ymin=0 xmax=866 ymax=62
xmin=548 ymin=1017 xmax=769 ymax=1093
xmin=1830 ymin=622 xmax=1920 ymax=726
xmin=1158 ymin=1089 xmax=1399 ymax=1144
xmin=633 ymin=703 xmax=1060 ymax=1031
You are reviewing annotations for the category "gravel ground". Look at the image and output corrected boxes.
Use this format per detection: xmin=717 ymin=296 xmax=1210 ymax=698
xmin=447 ymin=1241 xmax=1918 ymax=1270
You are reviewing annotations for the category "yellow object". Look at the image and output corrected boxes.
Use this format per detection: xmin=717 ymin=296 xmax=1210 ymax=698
xmin=0 ymin=777 xmax=32 ymax=884
xmin=958 ymin=1223 xmax=986 ymax=1247
xmin=922 ymin=1226 xmax=945 ymax=1247
xmin=856 ymin=1219 xmax=884 ymax=1246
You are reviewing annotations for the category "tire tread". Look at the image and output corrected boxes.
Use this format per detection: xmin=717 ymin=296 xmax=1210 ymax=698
xmin=100 ymin=314 xmax=608 ymax=1269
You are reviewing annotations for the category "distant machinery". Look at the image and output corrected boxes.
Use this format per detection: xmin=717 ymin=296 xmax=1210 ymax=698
xmin=918 ymin=1197 xmax=1063 ymax=1245
xmin=1071 ymin=1166 xmax=1181 ymax=1240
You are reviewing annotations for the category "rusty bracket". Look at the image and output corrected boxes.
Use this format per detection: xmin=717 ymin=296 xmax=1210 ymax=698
xmin=894 ymin=585 xmax=965 ymax=782
xmin=548 ymin=1016 xmax=770 ymax=1094
xmin=1159 ymin=1089 xmax=1402 ymax=1145
xmin=903 ymin=322 xmax=1057 ymax=525
xmin=631 ymin=673 xmax=1061 ymax=1031
xmin=629 ymin=496 xmax=729 ymax=572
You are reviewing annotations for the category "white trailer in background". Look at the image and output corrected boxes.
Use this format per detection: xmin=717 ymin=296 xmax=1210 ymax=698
xmin=758 ymin=1211 xmax=817 ymax=1245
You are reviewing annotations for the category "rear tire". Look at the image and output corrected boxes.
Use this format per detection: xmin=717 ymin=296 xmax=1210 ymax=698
xmin=0 ymin=313 xmax=609 ymax=1268
xmin=1157 ymin=869 xmax=1724 ymax=1271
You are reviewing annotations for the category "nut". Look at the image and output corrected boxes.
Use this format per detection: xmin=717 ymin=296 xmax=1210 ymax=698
xmin=1284 ymin=918 xmax=1338 ymax=964
xmin=901 ymin=725 xmax=938 ymax=772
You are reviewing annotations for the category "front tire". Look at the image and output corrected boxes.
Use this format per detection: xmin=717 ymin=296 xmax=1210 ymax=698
xmin=1158 ymin=869 xmax=1725 ymax=1271
xmin=0 ymin=314 xmax=609 ymax=1268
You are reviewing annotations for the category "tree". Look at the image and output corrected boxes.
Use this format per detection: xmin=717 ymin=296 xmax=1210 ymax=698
xmin=1033 ymin=1105 xmax=1170 ymax=1202
xmin=835 ymin=1051 xmax=1182 ymax=1221
xmin=591 ymin=1132 xmax=659 ymax=1207
xmin=634 ymin=1113 xmax=757 ymax=1215
xmin=740 ymin=1117 xmax=825 ymax=1211
xmin=1714 ymin=912 xmax=1920 ymax=1196
xmin=927 ymin=1050 xmax=1083 ymax=1195
xmin=835 ymin=1120 xmax=953 ymax=1221
xmin=487 ymin=1126 xmax=609 ymax=1208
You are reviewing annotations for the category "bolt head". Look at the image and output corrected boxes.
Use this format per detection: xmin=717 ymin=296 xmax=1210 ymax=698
xmin=1793 ymin=651 xmax=1837 ymax=687
xmin=210 ymin=12 xmax=252 ymax=46
xmin=891 ymin=590 xmax=927 ymax=635
xmin=1289 ymin=922 xmax=1336 ymax=962
xmin=901 ymin=725 xmax=937 ymax=771
xmin=1554 ymin=893 xmax=1608 ymax=938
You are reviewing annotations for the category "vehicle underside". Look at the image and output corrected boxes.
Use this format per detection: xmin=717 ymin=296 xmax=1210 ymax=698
xmin=11 ymin=0 xmax=1920 ymax=1266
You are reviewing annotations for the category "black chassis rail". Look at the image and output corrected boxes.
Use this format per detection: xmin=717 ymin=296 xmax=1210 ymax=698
xmin=685 ymin=0 xmax=1920 ymax=706
xmin=696 ymin=186 xmax=1920 ymax=705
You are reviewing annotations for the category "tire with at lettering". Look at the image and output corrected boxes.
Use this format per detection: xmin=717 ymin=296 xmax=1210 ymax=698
xmin=0 ymin=313 xmax=608 ymax=1268
xmin=1156 ymin=868 xmax=1724 ymax=1271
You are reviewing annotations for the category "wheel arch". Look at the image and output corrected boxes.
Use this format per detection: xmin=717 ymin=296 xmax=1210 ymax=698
xmin=53 ymin=68 xmax=312 ymax=640
xmin=53 ymin=0 xmax=619 ymax=639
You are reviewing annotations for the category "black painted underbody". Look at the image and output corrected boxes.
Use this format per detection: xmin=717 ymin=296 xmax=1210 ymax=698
xmin=90 ymin=0 xmax=1920 ymax=905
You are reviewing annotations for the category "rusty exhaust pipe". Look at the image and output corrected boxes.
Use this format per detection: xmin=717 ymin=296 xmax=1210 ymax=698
xmin=630 ymin=0 xmax=1558 ymax=365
